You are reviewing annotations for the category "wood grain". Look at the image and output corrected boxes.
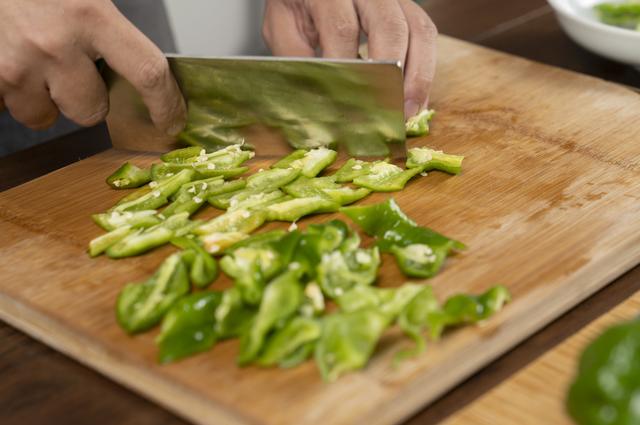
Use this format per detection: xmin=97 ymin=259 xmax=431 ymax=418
xmin=443 ymin=290 xmax=640 ymax=425
xmin=1 ymin=36 xmax=640 ymax=425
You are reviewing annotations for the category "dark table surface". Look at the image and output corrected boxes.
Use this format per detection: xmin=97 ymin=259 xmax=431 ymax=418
xmin=2 ymin=1 xmax=639 ymax=424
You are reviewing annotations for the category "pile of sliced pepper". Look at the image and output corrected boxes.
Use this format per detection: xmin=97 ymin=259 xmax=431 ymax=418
xmin=87 ymin=110 xmax=512 ymax=380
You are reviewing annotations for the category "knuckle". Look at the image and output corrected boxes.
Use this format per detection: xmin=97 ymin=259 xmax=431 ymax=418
xmin=332 ymin=17 xmax=359 ymax=41
xmin=380 ymin=15 xmax=409 ymax=40
xmin=413 ymin=14 xmax=438 ymax=39
xmin=136 ymin=56 xmax=170 ymax=91
xmin=68 ymin=0 xmax=105 ymax=22
xmin=0 ymin=60 xmax=28 ymax=87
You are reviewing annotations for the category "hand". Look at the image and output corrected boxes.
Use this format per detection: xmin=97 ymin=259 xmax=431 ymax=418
xmin=0 ymin=0 xmax=186 ymax=135
xmin=262 ymin=0 xmax=437 ymax=118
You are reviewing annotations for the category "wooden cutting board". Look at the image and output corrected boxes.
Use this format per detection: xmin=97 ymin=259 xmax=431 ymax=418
xmin=1 ymin=35 xmax=640 ymax=425
xmin=443 ymin=289 xmax=640 ymax=425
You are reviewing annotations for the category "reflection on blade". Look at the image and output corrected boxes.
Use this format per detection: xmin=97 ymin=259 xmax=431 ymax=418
xmin=106 ymin=56 xmax=405 ymax=158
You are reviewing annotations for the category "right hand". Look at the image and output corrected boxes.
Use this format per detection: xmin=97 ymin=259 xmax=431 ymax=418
xmin=0 ymin=0 xmax=186 ymax=135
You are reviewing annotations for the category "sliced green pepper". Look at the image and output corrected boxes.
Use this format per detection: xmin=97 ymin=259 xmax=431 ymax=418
xmin=390 ymin=243 xmax=449 ymax=278
xmin=156 ymin=291 xmax=223 ymax=363
xmin=227 ymin=190 xmax=286 ymax=212
xmin=160 ymin=146 xmax=204 ymax=163
xmin=200 ymin=232 xmax=250 ymax=254
xmin=106 ymin=213 xmax=191 ymax=258
xmin=443 ymin=285 xmax=511 ymax=325
xmin=283 ymin=175 xmax=370 ymax=206
xmin=214 ymin=287 xmax=255 ymax=339
xmin=315 ymin=308 xmax=389 ymax=381
xmin=113 ymin=169 xmax=195 ymax=212
xmin=405 ymin=109 xmax=435 ymax=137
xmin=397 ymin=285 xmax=444 ymax=358
xmin=92 ymin=210 xmax=161 ymax=231
xmin=265 ymin=196 xmax=338 ymax=222
xmin=334 ymin=158 xmax=388 ymax=183
xmin=352 ymin=162 xmax=422 ymax=192
xmin=567 ymin=318 xmax=640 ymax=425
xmin=317 ymin=247 xmax=380 ymax=299
xmin=406 ymin=147 xmax=464 ymax=175
xmin=238 ymin=268 xmax=304 ymax=365
xmin=293 ymin=148 xmax=338 ymax=177
xmin=88 ymin=225 xmax=133 ymax=257
xmin=220 ymin=247 xmax=280 ymax=305
xmin=195 ymin=208 xmax=266 ymax=236
xmin=270 ymin=149 xmax=306 ymax=169
xmin=171 ymin=237 xmax=219 ymax=288
xmin=246 ymin=167 xmax=300 ymax=191
xmin=106 ymin=162 xmax=151 ymax=189
xmin=151 ymin=162 xmax=249 ymax=181
xmin=258 ymin=316 xmax=321 ymax=367
xmin=116 ymin=252 xmax=190 ymax=333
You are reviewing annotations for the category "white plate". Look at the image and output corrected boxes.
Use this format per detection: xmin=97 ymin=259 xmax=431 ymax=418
xmin=547 ymin=0 xmax=640 ymax=68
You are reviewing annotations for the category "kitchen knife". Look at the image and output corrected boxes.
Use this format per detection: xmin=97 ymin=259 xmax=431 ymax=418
xmin=104 ymin=55 xmax=405 ymax=158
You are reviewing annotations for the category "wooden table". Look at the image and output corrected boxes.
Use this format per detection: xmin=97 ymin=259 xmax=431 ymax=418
xmin=1 ymin=1 xmax=639 ymax=424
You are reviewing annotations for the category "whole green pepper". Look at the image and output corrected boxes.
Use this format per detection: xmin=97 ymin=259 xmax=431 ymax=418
xmin=156 ymin=291 xmax=223 ymax=363
xmin=116 ymin=252 xmax=190 ymax=333
xmin=258 ymin=316 xmax=321 ymax=367
xmin=315 ymin=308 xmax=389 ymax=381
xmin=567 ymin=318 xmax=640 ymax=425
xmin=238 ymin=268 xmax=304 ymax=365
xmin=106 ymin=162 xmax=151 ymax=189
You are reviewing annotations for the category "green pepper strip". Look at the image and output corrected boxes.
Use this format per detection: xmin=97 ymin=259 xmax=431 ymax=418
xmin=171 ymin=237 xmax=219 ymax=288
xmin=405 ymin=109 xmax=435 ymax=137
xmin=258 ymin=316 xmax=321 ymax=367
xmin=113 ymin=169 xmax=195 ymax=212
xmin=406 ymin=147 xmax=464 ymax=175
xmin=156 ymin=291 xmax=223 ymax=363
xmin=116 ymin=252 xmax=190 ymax=334
xmin=92 ymin=210 xmax=160 ymax=232
xmin=214 ymin=287 xmax=255 ymax=339
xmin=106 ymin=162 xmax=152 ymax=189
xmin=88 ymin=225 xmax=133 ymax=257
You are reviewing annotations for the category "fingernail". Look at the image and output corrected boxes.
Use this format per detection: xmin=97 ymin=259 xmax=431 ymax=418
xmin=404 ymin=100 xmax=419 ymax=119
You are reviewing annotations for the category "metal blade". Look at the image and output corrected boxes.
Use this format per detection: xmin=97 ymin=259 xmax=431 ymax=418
xmin=105 ymin=55 xmax=405 ymax=158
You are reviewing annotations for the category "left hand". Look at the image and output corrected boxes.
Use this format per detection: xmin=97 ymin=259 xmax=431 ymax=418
xmin=262 ymin=0 xmax=438 ymax=118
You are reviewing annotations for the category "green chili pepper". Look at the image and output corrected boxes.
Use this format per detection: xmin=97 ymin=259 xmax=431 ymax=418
xmin=238 ymin=268 xmax=304 ymax=365
xmin=299 ymin=282 xmax=325 ymax=317
xmin=283 ymin=175 xmax=371 ymax=205
xmin=214 ymin=287 xmax=255 ymax=339
xmin=246 ymin=167 xmax=300 ymax=191
xmin=156 ymin=291 xmax=223 ymax=363
xmin=200 ymin=232 xmax=250 ymax=255
xmin=92 ymin=210 xmax=161 ymax=231
xmin=595 ymin=3 xmax=640 ymax=30
xmin=270 ymin=149 xmax=306 ymax=169
xmin=170 ymin=176 xmax=223 ymax=200
xmin=227 ymin=190 xmax=286 ymax=212
xmin=397 ymin=285 xmax=444 ymax=359
xmin=352 ymin=162 xmax=423 ymax=192
xmin=336 ymin=284 xmax=426 ymax=319
xmin=341 ymin=198 xmax=466 ymax=252
xmin=106 ymin=162 xmax=152 ymax=189
xmin=224 ymin=229 xmax=288 ymax=253
xmin=390 ymin=243 xmax=450 ymax=278
xmin=195 ymin=208 xmax=266 ymax=236
xmin=171 ymin=237 xmax=219 ymax=288
xmin=406 ymin=147 xmax=464 ymax=175
xmin=106 ymin=213 xmax=191 ymax=258
xmin=290 ymin=220 xmax=350 ymax=276
xmin=567 ymin=318 xmax=640 ymax=425
xmin=116 ymin=252 xmax=190 ymax=333
xmin=113 ymin=184 xmax=153 ymax=207
xmin=442 ymin=285 xmax=511 ymax=325
xmin=88 ymin=225 xmax=133 ymax=257
xmin=317 ymin=247 xmax=380 ymax=299
xmin=265 ymin=196 xmax=338 ymax=222
xmin=258 ymin=316 xmax=321 ymax=367
xmin=220 ymin=247 xmax=279 ymax=305
xmin=315 ymin=308 xmax=389 ymax=381
xmin=160 ymin=146 xmax=204 ymax=163
xmin=334 ymin=158 xmax=389 ymax=183
xmin=151 ymin=162 xmax=249 ymax=181
xmin=113 ymin=169 xmax=195 ymax=212
xmin=271 ymin=148 xmax=337 ymax=177
xmin=405 ymin=109 xmax=435 ymax=137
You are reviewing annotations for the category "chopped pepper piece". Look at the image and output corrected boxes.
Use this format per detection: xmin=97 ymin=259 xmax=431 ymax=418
xmin=442 ymin=285 xmax=511 ymax=325
xmin=88 ymin=225 xmax=133 ymax=257
xmin=195 ymin=208 xmax=266 ymax=236
xmin=238 ymin=268 xmax=304 ymax=365
xmin=315 ymin=308 xmax=389 ymax=381
xmin=160 ymin=146 xmax=204 ymax=163
xmin=390 ymin=243 xmax=449 ymax=278
xmin=405 ymin=109 xmax=435 ymax=137
xmin=273 ymin=148 xmax=337 ymax=177
xmin=156 ymin=291 xmax=223 ymax=363
xmin=246 ymin=167 xmax=300 ymax=191
xmin=317 ymin=247 xmax=381 ymax=299
xmin=116 ymin=252 xmax=190 ymax=333
xmin=113 ymin=169 xmax=195 ymax=212
xmin=171 ymin=237 xmax=219 ymax=288
xmin=106 ymin=162 xmax=152 ymax=189
xmin=92 ymin=210 xmax=160 ymax=231
xmin=258 ymin=316 xmax=321 ymax=367
xmin=214 ymin=287 xmax=255 ymax=339
xmin=265 ymin=196 xmax=338 ymax=222
xmin=352 ymin=162 xmax=422 ymax=192
xmin=334 ymin=158 xmax=388 ymax=183
xmin=200 ymin=232 xmax=250 ymax=254
xmin=406 ymin=147 xmax=464 ymax=175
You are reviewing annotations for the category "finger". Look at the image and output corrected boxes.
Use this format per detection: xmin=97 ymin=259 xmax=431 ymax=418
xmin=4 ymin=87 xmax=59 ymax=130
xmin=308 ymin=0 xmax=360 ymax=58
xmin=263 ymin=1 xmax=316 ymax=56
xmin=355 ymin=0 xmax=409 ymax=63
xmin=48 ymin=55 xmax=109 ymax=127
xmin=398 ymin=0 xmax=437 ymax=117
xmin=90 ymin=4 xmax=186 ymax=136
